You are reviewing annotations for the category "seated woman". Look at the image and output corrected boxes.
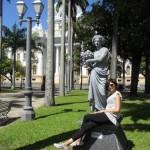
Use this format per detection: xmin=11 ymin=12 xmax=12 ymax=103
xmin=54 ymin=79 xmax=122 ymax=149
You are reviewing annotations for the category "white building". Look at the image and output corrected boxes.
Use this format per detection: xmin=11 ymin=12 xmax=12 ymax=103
xmin=5 ymin=3 xmax=141 ymax=88
xmin=4 ymin=3 xmax=82 ymax=85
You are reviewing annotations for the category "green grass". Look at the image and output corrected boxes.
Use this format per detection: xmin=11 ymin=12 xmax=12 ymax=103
xmin=121 ymin=96 xmax=150 ymax=150
xmin=0 ymin=88 xmax=21 ymax=93
xmin=0 ymin=90 xmax=150 ymax=150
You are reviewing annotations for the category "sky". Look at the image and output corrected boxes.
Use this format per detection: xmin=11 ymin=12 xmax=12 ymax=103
xmin=3 ymin=0 xmax=95 ymax=30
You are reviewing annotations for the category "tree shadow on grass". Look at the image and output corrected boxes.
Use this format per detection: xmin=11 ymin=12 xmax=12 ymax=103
xmin=122 ymin=101 xmax=150 ymax=124
xmin=0 ymin=117 xmax=20 ymax=126
xmin=121 ymin=100 xmax=150 ymax=135
xmin=35 ymin=109 xmax=85 ymax=120
xmin=127 ymin=140 xmax=135 ymax=150
xmin=65 ymin=92 xmax=88 ymax=97
xmin=122 ymin=123 xmax=150 ymax=132
xmin=55 ymin=100 xmax=87 ymax=106
xmin=15 ymin=129 xmax=78 ymax=150
xmin=122 ymin=91 xmax=150 ymax=101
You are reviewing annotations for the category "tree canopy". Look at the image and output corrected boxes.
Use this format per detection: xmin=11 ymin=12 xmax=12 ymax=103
xmin=74 ymin=0 xmax=150 ymax=94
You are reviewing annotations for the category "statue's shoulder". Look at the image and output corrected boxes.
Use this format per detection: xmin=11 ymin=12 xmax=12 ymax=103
xmin=99 ymin=47 xmax=109 ymax=53
xmin=100 ymin=47 xmax=109 ymax=51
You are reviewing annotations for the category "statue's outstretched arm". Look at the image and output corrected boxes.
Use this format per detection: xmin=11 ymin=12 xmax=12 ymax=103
xmin=86 ymin=48 xmax=109 ymax=63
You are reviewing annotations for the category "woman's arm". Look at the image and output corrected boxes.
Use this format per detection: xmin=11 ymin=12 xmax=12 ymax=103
xmin=93 ymin=94 xmax=121 ymax=114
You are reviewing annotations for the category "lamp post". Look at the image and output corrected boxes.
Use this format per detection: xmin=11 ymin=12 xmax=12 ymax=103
xmin=16 ymin=0 xmax=44 ymax=120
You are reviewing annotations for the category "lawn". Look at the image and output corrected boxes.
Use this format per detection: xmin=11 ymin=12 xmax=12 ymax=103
xmin=0 ymin=88 xmax=21 ymax=93
xmin=0 ymin=90 xmax=150 ymax=150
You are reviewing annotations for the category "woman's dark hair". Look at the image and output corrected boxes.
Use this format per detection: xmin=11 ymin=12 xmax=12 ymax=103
xmin=105 ymin=78 xmax=118 ymax=90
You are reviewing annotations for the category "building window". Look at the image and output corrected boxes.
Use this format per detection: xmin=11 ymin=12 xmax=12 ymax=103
xmin=23 ymin=53 xmax=26 ymax=61
xmin=126 ymin=66 xmax=130 ymax=75
xmin=32 ymin=65 xmax=37 ymax=75
xmin=17 ymin=53 xmax=20 ymax=60
xmin=118 ymin=79 xmax=122 ymax=82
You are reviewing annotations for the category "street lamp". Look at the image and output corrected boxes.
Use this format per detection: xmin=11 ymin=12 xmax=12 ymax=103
xmin=16 ymin=0 xmax=44 ymax=121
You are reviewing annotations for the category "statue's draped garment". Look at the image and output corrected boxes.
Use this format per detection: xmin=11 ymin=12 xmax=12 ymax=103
xmin=88 ymin=47 xmax=110 ymax=110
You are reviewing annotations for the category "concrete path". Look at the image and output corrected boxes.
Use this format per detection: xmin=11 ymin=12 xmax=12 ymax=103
xmin=0 ymin=90 xmax=45 ymax=119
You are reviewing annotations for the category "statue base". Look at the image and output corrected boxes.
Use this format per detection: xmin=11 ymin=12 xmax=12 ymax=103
xmin=73 ymin=124 xmax=128 ymax=150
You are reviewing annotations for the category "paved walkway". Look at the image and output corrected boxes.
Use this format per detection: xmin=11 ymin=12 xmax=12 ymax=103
xmin=0 ymin=90 xmax=45 ymax=119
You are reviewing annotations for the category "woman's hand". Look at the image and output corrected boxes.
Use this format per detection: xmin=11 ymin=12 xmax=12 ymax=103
xmin=90 ymin=110 xmax=105 ymax=114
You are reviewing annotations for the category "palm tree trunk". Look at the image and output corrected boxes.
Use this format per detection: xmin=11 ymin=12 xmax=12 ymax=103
xmin=70 ymin=20 xmax=73 ymax=89
xmin=67 ymin=0 xmax=71 ymax=92
xmin=11 ymin=50 xmax=16 ymax=89
xmin=59 ymin=0 xmax=66 ymax=96
xmin=110 ymin=10 xmax=118 ymax=80
xmin=20 ymin=76 xmax=23 ymax=89
xmin=0 ymin=0 xmax=2 ymax=59
xmin=145 ymin=55 xmax=150 ymax=93
xmin=41 ymin=46 xmax=47 ymax=91
xmin=130 ymin=53 xmax=142 ymax=96
xmin=122 ymin=57 xmax=125 ymax=88
xmin=45 ymin=0 xmax=55 ymax=106
xmin=0 ymin=0 xmax=2 ymax=91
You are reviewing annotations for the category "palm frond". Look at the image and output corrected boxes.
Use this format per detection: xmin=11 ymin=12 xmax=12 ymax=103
xmin=56 ymin=0 xmax=62 ymax=12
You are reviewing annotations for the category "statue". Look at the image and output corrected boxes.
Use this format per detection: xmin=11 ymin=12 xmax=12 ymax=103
xmin=85 ymin=34 xmax=111 ymax=111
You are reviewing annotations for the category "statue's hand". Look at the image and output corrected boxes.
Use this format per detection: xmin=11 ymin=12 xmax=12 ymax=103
xmin=86 ymin=59 xmax=92 ymax=63
xmin=84 ymin=60 xmax=89 ymax=66
xmin=85 ymin=59 xmax=92 ymax=66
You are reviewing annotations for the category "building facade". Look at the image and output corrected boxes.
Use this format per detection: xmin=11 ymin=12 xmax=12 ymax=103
xmin=4 ymin=3 xmax=83 ymax=86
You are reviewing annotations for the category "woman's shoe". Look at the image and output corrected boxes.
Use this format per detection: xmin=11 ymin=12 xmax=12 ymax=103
xmin=70 ymin=140 xmax=84 ymax=147
xmin=54 ymin=143 xmax=68 ymax=150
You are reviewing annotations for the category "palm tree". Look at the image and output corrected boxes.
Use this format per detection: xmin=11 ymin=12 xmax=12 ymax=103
xmin=57 ymin=0 xmax=89 ymax=91
xmin=110 ymin=9 xmax=118 ymax=79
xmin=0 ymin=0 xmax=3 ymax=60
xmin=3 ymin=24 xmax=26 ymax=89
xmin=44 ymin=0 xmax=55 ymax=106
xmin=69 ymin=0 xmax=88 ymax=90
xmin=59 ymin=0 xmax=66 ymax=96
xmin=67 ymin=0 xmax=71 ymax=92
xmin=0 ymin=0 xmax=10 ymax=91
xmin=101 ymin=0 xmax=119 ymax=80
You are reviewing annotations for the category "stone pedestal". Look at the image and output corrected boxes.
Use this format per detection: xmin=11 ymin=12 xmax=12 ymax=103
xmin=73 ymin=124 xmax=128 ymax=150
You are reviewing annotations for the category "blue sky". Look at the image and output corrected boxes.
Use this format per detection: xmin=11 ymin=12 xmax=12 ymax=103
xmin=3 ymin=0 xmax=48 ymax=29
xmin=3 ymin=0 xmax=95 ymax=30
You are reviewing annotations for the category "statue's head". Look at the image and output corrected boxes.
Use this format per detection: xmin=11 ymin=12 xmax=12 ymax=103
xmin=92 ymin=34 xmax=105 ymax=45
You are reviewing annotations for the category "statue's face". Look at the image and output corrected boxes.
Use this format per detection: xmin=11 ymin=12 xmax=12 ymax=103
xmin=94 ymin=38 xmax=101 ymax=47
